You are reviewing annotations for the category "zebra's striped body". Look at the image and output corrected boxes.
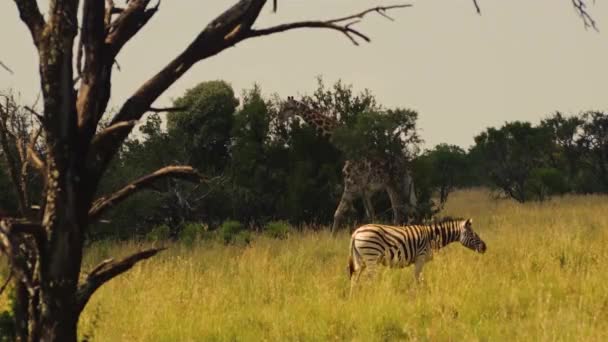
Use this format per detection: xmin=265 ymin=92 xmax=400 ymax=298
xmin=348 ymin=218 xmax=486 ymax=293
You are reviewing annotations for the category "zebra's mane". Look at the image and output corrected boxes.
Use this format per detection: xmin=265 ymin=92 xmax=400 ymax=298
xmin=430 ymin=216 xmax=466 ymax=224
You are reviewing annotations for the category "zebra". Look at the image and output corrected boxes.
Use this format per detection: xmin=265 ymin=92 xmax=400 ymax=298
xmin=348 ymin=218 xmax=487 ymax=293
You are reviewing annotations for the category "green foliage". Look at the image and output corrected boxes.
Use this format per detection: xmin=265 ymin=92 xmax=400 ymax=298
xmin=218 ymin=220 xmax=247 ymax=245
xmin=578 ymin=111 xmax=608 ymax=192
xmin=178 ymin=222 xmax=207 ymax=246
xmin=59 ymin=77 xmax=608 ymax=242
xmin=167 ymin=80 xmax=238 ymax=173
xmin=0 ymin=285 xmax=16 ymax=342
xmin=263 ymin=220 xmax=292 ymax=239
xmin=474 ymin=121 xmax=554 ymax=202
xmin=333 ymin=108 xmax=419 ymax=162
xmin=146 ymin=224 xmax=171 ymax=242
xmin=303 ymin=76 xmax=379 ymax=124
xmin=528 ymin=167 xmax=569 ymax=200
xmin=414 ymin=144 xmax=468 ymax=208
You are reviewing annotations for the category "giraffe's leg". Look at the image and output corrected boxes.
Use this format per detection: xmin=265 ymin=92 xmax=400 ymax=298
xmin=362 ymin=192 xmax=376 ymax=223
xmin=332 ymin=189 xmax=356 ymax=234
xmin=386 ymin=185 xmax=406 ymax=225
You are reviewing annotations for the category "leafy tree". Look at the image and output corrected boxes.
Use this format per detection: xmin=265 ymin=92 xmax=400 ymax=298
xmin=303 ymin=77 xmax=380 ymax=124
xmin=578 ymin=111 xmax=608 ymax=192
xmin=416 ymin=144 xmax=468 ymax=208
xmin=227 ymin=86 xmax=276 ymax=223
xmin=167 ymin=81 xmax=238 ymax=174
xmin=540 ymin=112 xmax=584 ymax=189
xmin=474 ymin=121 xmax=554 ymax=202
xmin=333 ymin=107 xmax=420 ymax=163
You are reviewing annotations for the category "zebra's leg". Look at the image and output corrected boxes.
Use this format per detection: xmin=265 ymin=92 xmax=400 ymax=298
xmin=349 ymin=263 xmax=366 ymax=299
xmin=362 ymin=192 xmax=376 ymax=223
xmin=414 ymin=256 xmax=426 ymax=283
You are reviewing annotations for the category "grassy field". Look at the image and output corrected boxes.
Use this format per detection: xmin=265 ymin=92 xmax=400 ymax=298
xmin=3 ymin=189 xmax=608 ymax=341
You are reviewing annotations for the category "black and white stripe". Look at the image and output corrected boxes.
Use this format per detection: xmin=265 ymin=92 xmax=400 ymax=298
xmin=348 ymin=218 xmax=487 ymax=289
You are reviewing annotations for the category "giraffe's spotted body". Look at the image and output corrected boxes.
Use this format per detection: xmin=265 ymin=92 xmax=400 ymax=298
xmin=279 ymin=96 xmax=417 ymax=232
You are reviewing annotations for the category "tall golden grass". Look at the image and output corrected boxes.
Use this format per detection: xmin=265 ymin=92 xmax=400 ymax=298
xmin=3 ymin=189 xmax=608 ymax=341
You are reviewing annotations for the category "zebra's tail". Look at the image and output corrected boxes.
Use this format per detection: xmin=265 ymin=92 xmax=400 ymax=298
xmin=348 ymin=255 xmax=355 ymax=278
xmin=348 ymin=235 xmax=359 ymax=279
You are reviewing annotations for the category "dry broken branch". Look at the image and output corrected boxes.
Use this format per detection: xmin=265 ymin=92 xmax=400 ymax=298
xmin=247 ymin=4 xmax=412 ymax=45
xmin=88 ymin=166 xmax=205 ymax=221
xmin=572 ymin=0 xmax=598 ymax=30
xmin=0 ymin=61 xmax=14 ymax=74
xmin=472 ymin=0 xmax=481 ymax=14
xmin=76 ymin=247 xmax=166 ymax=313
xmin=0 ymin=219 xmax=45 ymax=293
xmin=148 ymin=106 xmax=188 ymax=113
xmin=0 ymin=271 xmax=13 ymax=296
xmin=91 ymin=1 xmax=410 ymax=177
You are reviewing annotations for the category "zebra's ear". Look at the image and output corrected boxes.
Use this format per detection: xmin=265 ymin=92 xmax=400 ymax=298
xmin=465 ymin=218 xmax=473 ymax=227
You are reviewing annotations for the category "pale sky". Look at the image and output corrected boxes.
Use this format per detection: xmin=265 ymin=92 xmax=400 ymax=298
xmin=1 ymin=1 xmax=607 ymax=149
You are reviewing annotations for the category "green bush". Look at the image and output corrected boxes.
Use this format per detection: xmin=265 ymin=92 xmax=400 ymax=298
xmin=233 ymin=231 xmax=252 ymax=246
xmin=218 ymin=220 xmax=244 ymax=244
xmin=218 ymin=220 xmax=251 ymax=245
xmin=263 ymin=220 xmax=292 ymax=239
xmin=146 ymin=224 xmax=171 ymax=242
xmin=0 ymin=287 xmax=16 ymax=342
xmin=178 ymin=222 xmax=209 ymax=246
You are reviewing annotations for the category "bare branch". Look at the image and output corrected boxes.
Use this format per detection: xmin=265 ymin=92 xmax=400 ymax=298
xmin=247 ymin=4 xmax=412 ymax=45
xmin=90 ymin=119 xmax=138 ymax=150
xmin=0 ymin=271 xmax=13 ymax=296
xmin=23 ymin=106 xmax=43 ymax=122
xmin=89 ymin=1 xmax=409 ymax=177
xmin=472 ymin=0 xmax=481 ymax=14
xmin=148 ymin=106 xmax=188 ymax=113
xmin=0 ymin=98 xmax=28 ymax=214
xmin=76 ymin=247 xmax=166 ymax=313
xmin=0 ymin=61 xmax=14 ymax=75
xmin=5 ymin=219 xmax=45 ymax=238
xmin=88 ymin=166 xmax=205 ymax=221
xmin=572 ymin=0 xmax=598 ymax=31
xmin=26 ymin=126 xmax=45 ymax=172
xmin=13 ymin=0 xmax=46 ymax=45
xmin=106 ymin=0 xmax=160 ymax=57
xmin=0 ymin=219 xmax=45 ymax=293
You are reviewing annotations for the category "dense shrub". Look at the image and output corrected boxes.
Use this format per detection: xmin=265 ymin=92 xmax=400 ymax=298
xmin=263 ymin=220 xmax=292 ymax=239
xmin=218 ymin=220 xmax=251 ymax=245
xmin=146 ymin=224 xmax=171 ymax=242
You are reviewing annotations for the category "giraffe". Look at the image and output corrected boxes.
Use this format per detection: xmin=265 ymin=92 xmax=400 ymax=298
xmin=279 ymin=96 xmax=417 ymax=232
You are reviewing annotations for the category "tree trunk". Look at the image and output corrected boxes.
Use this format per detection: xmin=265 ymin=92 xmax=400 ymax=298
xmin=39 ymin=310 xmax=78 ymax=342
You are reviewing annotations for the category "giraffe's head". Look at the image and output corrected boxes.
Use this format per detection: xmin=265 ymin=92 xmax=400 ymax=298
xmin=459 ymin=218 xmax=487 ymax=254
xmin=278 ymin=96 xmax=306 ymax=121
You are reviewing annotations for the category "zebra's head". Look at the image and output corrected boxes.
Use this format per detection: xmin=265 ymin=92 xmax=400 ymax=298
xmin=459 ymin=218 xmax=486 ymax=254
xmin=278 ymin=96 xmax=305 ymax=121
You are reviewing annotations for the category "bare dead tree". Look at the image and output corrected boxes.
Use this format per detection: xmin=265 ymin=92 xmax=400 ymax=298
xmin=2 ymin=1 xmax=412 ymax=341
